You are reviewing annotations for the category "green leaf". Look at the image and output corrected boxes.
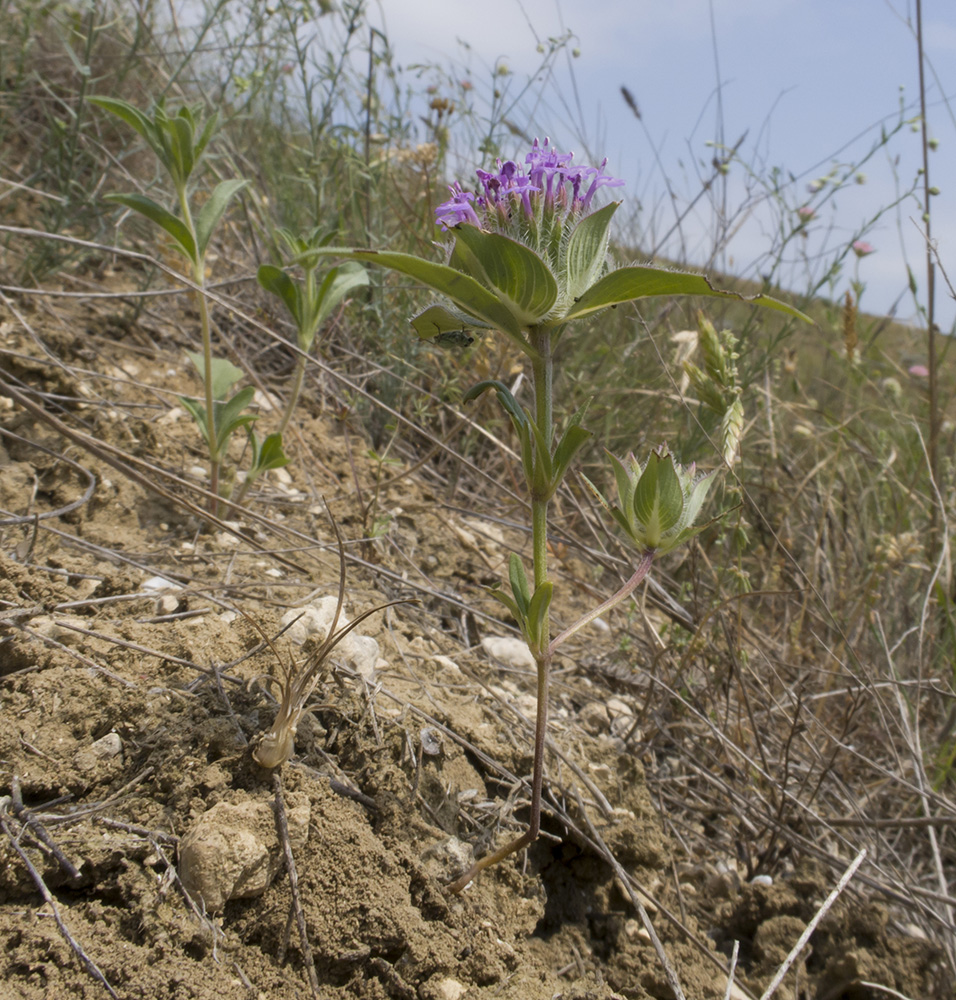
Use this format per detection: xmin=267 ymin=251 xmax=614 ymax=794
xmin=563 ymin=266 xmax=812 ymax=324
xmin=168 ymin=112 xmax=196 ymax=184
xmin=528 ymin=417 xmax=553 ymax=495
xmin=186 ymin=352 xmax=245 ymax=400
xmin=411 ymin=304 xmax=478 ymax=340
xmin=249 ymin=431 xmax=288 ymax=473
xmin=195 ymin=178 xmax=249 ymax=259
xmin=607 ymin=452 xmax=636 ymax=514
xmin=564 ymin=201 xmax=617 ymax=300
xmin=312 ymin=262 xmax=368 ymax=330
xmin=213 ymin=386 xmax=257 ymax=453
xmin=485 ymin=585 xmax=524 ymax=624
xmin=462 ymin=380 xmax=529 ymax=434
xmin=526 ymin=581 xmax=553 ymax=650
xmin=551 ymin=423 xmax=591 ymax=488
xmin=451 ymin=226 xmax=558 ymax=327
xmin=90 ymin=96 xmax=156 ymax=147
xmin=581 ymin=473 xmax=612 ymax=513
xmin=257 ymin=265 xmax=302 ymax=326
xmin=293 ymin=247 xmax=525 ymax=343
xmin=609 ymin=506 xmax=637 ymax=541
xmin=509 ymin=553 xmax=531 ymax=618
xmin=106 ymin=192 xmax=196 ymax=263
xmin=633 ymin=452 xmax=684 ymax=548
xmin=179 ymin=395 xmax=210 ymax=445
xmin=462 ymin=379 xmax=536 ymax=486
xmin=194 ymin=108 xmax=220 ymax=163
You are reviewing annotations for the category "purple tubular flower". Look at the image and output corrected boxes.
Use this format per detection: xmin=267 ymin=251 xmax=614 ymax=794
xmin=525 ymin=137 xmax=575 ymax=208
xmin=434 ymin=138 xmax=623 ymax=230
xmin=508 ymin=174 xmax=539 ymax=217
xmin=579 ymin=158 xmax=625 ymax=210
xmin=435 ymin=182 xmax=481 ymax=230
xmin=476 ymin=168 xmax=502 ymax=206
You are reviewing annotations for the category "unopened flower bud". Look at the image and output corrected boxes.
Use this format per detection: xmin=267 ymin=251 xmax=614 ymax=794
xmin=596 ymin=446 xmax=716 ymax=556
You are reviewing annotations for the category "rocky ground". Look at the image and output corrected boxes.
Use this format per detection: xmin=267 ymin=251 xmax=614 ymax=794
xmin=0 ymin=272 xmax=950 ymax=1000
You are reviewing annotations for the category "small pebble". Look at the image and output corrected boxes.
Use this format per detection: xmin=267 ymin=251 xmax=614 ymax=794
xmin=481 ymin=635 xmax=535 ymax=670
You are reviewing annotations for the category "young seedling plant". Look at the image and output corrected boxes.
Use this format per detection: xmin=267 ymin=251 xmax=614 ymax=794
xmin=275 ymin=138 xmax=809 ymax=892
xmin=244 ymin=228 xmax=367 ymax=505
xmin=256 ymin=227 xmax=368 ymax=440
xmin=252 ymin=509 xmax=414 ymax=769
xmin=91 ymin=97 xmax=283 ymax=515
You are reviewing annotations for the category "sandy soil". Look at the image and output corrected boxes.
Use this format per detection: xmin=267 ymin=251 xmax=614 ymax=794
xmin=0 ymin=282 xmax=949 ymax=1000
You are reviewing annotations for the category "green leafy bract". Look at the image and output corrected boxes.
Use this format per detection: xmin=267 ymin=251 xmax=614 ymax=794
xmin=563 ymin=266 xmax=812 ymax=324
xmin=563 ymin=201 xmax=617 ymax=301
xmin=451 ymin=226 xmax=558 ymax=327
xmin=632 ymin=452 xmax=684 ymax=548
xmin=294 ymin=247 xmax=524 ymax=343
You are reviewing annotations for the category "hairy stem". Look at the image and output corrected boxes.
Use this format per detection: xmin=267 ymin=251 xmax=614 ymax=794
xmin=276 ymin=351 xmax=307 ymax=439
xmin=179 ymin=185 xmax=219 ymax=513
xmin=549 ymin=550 xmax=654 ymax=655
xmin=449 ymin=326 xmax=554 ymax=893
xmin=446 ymin=647 xmax=550 ymax=893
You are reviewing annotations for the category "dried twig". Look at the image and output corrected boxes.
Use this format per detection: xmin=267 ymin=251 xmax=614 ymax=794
xmin=758 ymin=848 xmax=867 ymax=1000
xmin=572 ymin=787 xmax=688 ymax=1000
xmin=272 ymin=771 xmax=320 ymax=1000
xmin=9 ymin=776 xmax=80 ymax=879
xmin=0 ymin=808 xmax=119 ymax=999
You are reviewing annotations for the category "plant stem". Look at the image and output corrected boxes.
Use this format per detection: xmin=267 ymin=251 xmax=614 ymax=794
xmin=448 ymin=326 xmax=554 ymax=893
xmin=277 ymin=351 xmax=307 ymax=438
xmin=549 ymin=550 xmax=654 ymax=655
xmin=178 ymin=185 xmax=219 ymax=514
xmin=915 ymin=0 xmax=938 ymax=525
xmin=446 ymin=649 xmax=549 ymax=893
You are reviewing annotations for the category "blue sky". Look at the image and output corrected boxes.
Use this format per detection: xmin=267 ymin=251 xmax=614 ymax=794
xmin=376 ymin=0 xmax=956 ymax=333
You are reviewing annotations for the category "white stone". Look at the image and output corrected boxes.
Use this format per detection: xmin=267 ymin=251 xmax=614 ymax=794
xmin=157 ymin=406 xmax=185 ymax=425
xmin=345 ymin=634 xmax=380 ymax=681
xmin=252 ymin=389 xmax=281 ymax=412
xmin=280 ymin=597 xmax=381 ymax=681
xmin=434 ymin=979 xmax=466 ymax=1000
xmin=432 ymin=655 xmax=461 ymax=675
xmin=157 ymin=594 xmax=179 ymax=615
xmin=73 ymin=732 xmax=123 ymax=773
xmin=606 ymin=697 xmax=634 ymax=718
xmin=179 ymin=795 xmax=309 ymax=913
xmin=91 ymin=732 xmax=123 ymax=758
xmin=480 ymin=635 xmax=535 ymax=670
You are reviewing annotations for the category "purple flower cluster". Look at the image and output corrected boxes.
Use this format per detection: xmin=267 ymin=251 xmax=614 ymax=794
xmin=435 ymin=138 xmax=624 ymax=231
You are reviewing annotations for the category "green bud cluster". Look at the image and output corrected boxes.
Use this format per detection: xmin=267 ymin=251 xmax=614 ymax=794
xmin=586 ymin=446 xmax=716 ymax=556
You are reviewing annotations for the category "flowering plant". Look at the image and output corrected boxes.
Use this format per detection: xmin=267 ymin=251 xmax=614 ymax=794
xmin=287 ymin=140 xmax=808 ymax=892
